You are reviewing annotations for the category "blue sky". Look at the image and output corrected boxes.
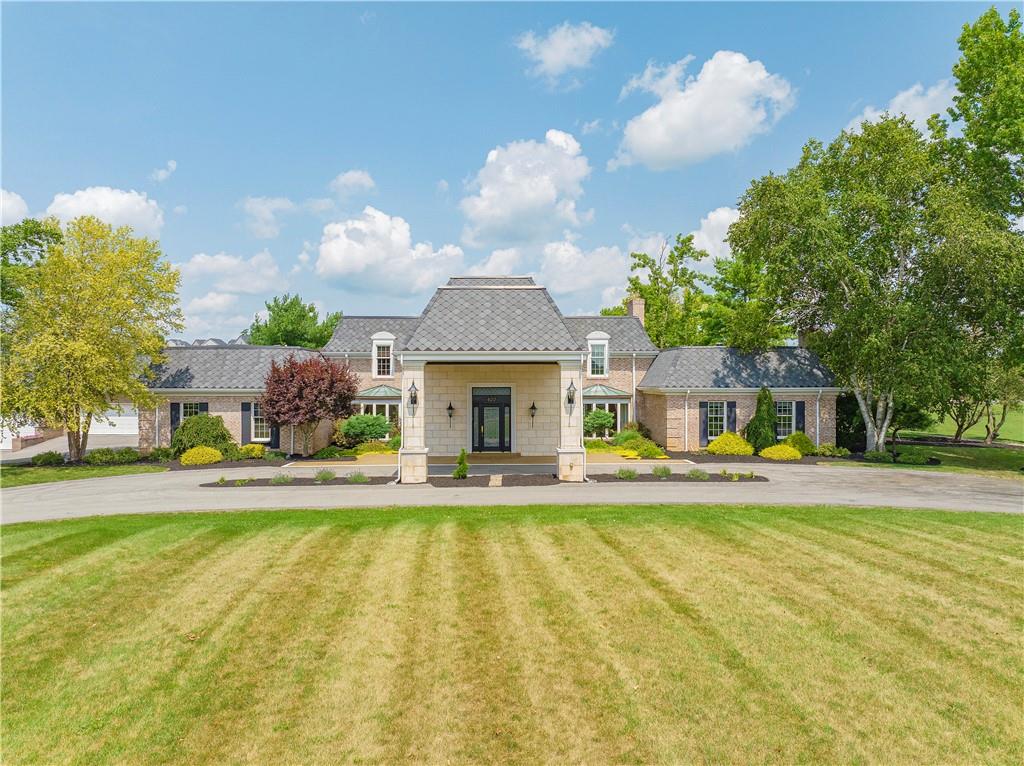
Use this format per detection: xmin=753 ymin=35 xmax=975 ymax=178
xmin=2 ymin=2 xmax=1003 ymax=340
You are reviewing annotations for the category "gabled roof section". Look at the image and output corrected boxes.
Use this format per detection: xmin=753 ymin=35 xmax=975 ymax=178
xmin=563 ymin=316 xmax=657 ymax=354
xmin=321 ymin=316 xmax=421 ymax=354
xmin=149 ymin=346 xmax=319 ymax=390
xmin=639 ymin=346 xmax=837 ymax=390
xmin=405 ymin=284 xmax=582 ymax=352
xmin=446 ymin=276 xmax=536 ymax=287
xmin=356 ymin=384 xmax=402 ymax=398
xmin=583 ymin=383 xmax=631 ymax=397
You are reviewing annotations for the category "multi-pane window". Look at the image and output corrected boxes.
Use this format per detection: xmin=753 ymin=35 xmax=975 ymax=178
xmin=589 ymin=342 xmax=608 ymax=377
xmin=583 ymin=400 xmax=629 ymax=437
xmin=775 ymin=401 xmax=795 ymax=440
xmin=358 ymin=401 xmax=400 ymax=437
xmin=252 ymin=402 xmax=271 ymax=442
xmin=374 ymin=343 xmax=392 ymax=377
xmin=182 ymin=402 xmax=202 ymax=419
xmin=707 ymin=401 xmax=726 ymax=440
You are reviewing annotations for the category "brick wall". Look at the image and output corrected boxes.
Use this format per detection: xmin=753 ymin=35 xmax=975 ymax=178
xmin=582 ymin=354 xmax=653 ymax=396
xmin=336 ymin=355 xmax=404 ymax=394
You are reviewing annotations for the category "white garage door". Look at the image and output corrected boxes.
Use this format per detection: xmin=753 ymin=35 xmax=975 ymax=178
xmin=91 ymin=407 xmax=139 ymax=435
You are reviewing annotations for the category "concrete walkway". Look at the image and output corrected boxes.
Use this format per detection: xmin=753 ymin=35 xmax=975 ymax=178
xmin=2 ymin=462 xmax=1020 ymax=524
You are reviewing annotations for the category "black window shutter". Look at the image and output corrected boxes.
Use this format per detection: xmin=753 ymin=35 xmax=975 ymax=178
xmin=269 ymin=426 xmax=280 ymax=449
xmin=699 ymin=401 xmax=708 ymax=447
xmin=727 ymin=401 xmax=737 ymax=433
xmin=241 ymin=402 xmax=251 ymax=444
xmin=170 ymin=403 xmax=181 ymax=434
xmin=198 ymin=402 xmax=209 ymax=414
xmin=795 ymin=401 xmax=805 ymax=433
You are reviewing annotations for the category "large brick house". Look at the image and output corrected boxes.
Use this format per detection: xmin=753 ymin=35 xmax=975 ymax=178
xmin=140 ymin=275 xmax=839 ymax=481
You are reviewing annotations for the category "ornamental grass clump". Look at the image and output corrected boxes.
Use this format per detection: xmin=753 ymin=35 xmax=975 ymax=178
xmin=314 ymin=469 xmax=336 ymax=483
xmin=686 ymin=468 xmax=710 ymax=480
xmin=615 ymin=468 xmax=638 ymax=480
xmin=706 ymin=432 xmax=755 ymax=456
xmin=347 ymin=471 xmax=369 ymax=484
xmin=269 ymin=473 xmax=293 ymax=485
xmin=782 ymin=431 xmax=816 ymax=456
xmin=652 ymin=465 xmax=672 ymax=479
xmin=179 ymin=446 xmax=224 ymax=466
xmin=760 ymin=444 xmax=802 ymax=461
xmin=743 ymin=387 xmax=778 ymax=453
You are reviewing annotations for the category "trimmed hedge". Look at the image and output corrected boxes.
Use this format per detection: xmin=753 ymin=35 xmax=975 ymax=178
xmin=817 ymin=443 xmax=851 ymax=458
xmin=83 ymin=447 xmax=140 ymax=466
xmin=707 ymin=432 xmax=755 ymax=456
xmin=759 ymin=444 xmax=802 ymax=461
xmin=863 ymin=450 xmax=894 ymax=463
xmin=179 ymin=446 xmax=224 ymax=466
xmin=782 ymin=431 xmax=816 ymax=456
xmin=31 ymin=450 xmax=65 ymax=467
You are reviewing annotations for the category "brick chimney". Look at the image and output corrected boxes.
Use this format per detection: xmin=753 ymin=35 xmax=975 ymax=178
xmin=626 ymin=294 xmax=645 ymax=326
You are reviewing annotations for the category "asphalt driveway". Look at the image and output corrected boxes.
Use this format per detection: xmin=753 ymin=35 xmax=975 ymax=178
xmin=2 ymin=462 xmax=1021 ymax=523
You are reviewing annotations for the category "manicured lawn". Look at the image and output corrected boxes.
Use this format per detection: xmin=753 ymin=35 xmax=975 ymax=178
xmin=902 ymin=409 xmax=1024 ymax=444
xmin=3 ymin=505 xmax=1021 ymax=764
xmin=830 ymin=444 xmax=1024 ymax=478
xmin=0 ymin=463 xmax=167 ymax=488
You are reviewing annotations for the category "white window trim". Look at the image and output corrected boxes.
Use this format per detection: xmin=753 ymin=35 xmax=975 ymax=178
xmin=775 ymin=400 xmax=796 ymax=440
xmin=181 ymin=402 xmax=202 ymax=419
xmin=586 ymin=331 xmax=611 ymax=379
xmin=706 ymin=400 xmax=727 ymax=441
xmin=583 ymin=399 xmax=629 ymax=438
xmin=371 ymin=331 xmax=396 ymax=379
xmin=251 ymin=402 xmax=271 ymax=443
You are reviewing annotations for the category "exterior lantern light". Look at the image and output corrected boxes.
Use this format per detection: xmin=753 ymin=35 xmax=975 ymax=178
xmin=529 ymin=401 xmax=537 ymax=419
xmin=566 ymin=380 xmax=576 ymax=406
xmin=446 ymin=401 xmax=454 ymax=426
xmin=408 ymin=381 xmax=418 ymax=407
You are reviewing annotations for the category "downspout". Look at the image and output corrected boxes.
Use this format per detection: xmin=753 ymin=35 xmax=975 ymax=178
xmin=815 ymin=389 xmax=822 ymax=447
xmin=631 ymin=353 xmax=636 ymax=424
xmin=397 ymin=353 xmax=405 ymax=483
xmin=155 ymin=404 xmax=160 ymax=449
xmin=684 ymin=390 xmax=690 ymax=451
xmin=581 ymin=352 xmax=587 ymax=480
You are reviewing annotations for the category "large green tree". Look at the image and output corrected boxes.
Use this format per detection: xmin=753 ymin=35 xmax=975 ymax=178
xmin=1 ymin=217 xmax=63 ymax=308
xmin=1 ymin=217 xmax=182 ymax=461
xmin=247 ymin=293 xmax=341 ymax=349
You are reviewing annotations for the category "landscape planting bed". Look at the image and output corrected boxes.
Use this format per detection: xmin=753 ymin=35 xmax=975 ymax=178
xmin=169 ymin=459 xmax=289 ymax=471
xmin=590 ymin=472 xmax=767 ymax=483
xmin=200 ymin=476 xmax=393 ymax=487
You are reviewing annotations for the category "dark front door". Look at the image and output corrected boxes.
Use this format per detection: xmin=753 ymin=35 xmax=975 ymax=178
xmin=472 ymin=387 xmax=512 ymax=452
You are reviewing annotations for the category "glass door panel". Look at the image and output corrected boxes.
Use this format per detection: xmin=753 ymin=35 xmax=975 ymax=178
xmin=482 ymin=406 xmax=500 ymax=449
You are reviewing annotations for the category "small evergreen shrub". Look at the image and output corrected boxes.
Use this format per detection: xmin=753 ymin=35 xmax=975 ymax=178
xmin=816 ymin=443 xmax=851 ymax=458
xmin=863 ymin=450 xmax=894 ymax=463
xmin=347 ymin=471 xmax=370 ymax=484
xmin=652 ymin=465 xmax=672 ymax=479
xmin=743 ymin=387 xmax=778 ymax=453
xmin=264 ymin=450 xmax=286 ymax=461
xmin=632 ymin=439 xmax=666 ymax=459
xmin=269 ymin=473 xmax=293 ymax=485
xmin=32 ymin=450 xmax=64 ymax=466
xmin=706 ymin=432 xmax=755 ymax=456
xmin=452 ymin=449 xmax=469 ymax=480
xmin=610 ymin=429 xmax=642 ymax=446
xmin=84 ymin=447 xmax=138 ymax=465
xmin=147 ymin=446 xmax=175 ymax=463
xmin=314 ymin=468 xmax=336 ymax=483
xmin=179 ymin=446 xmax=224 ymax=466
xmin=615 ymin=468 xmax=638 ymax=480
xmin=759 ymin=444 xmax=802 ymax=461
xmin=220 ymin=443 xmax=244 ymax=461
xmin=340 ymin=414 xmax=390 ymax=445
xmin=895 ymin=452 xmax=929 ymax=465
xmin=171 ymin=413 xmax=234 ymax=456
xmin=240 ymin=443 xmax=265 ymax=459
xmin=782 ymin=431 xmax=816 ymax=456
xmin=234 ymin=478 xmax=250 ymax=487
xmin=216 ymin=476 xmax=227 ymax=485
xmin=312 ymin=445 xmax=348 ymax=459
xmin=583 ymin=408 xmax=616 ymax=437
xmin=387 ymin=434 xmax=402 ymax=451
xmin=686 ymin=468 xmax=710 ymax=480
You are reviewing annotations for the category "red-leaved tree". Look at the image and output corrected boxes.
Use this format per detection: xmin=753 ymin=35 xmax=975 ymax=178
xmin=260 ymin=354 xmax=359 ymax=454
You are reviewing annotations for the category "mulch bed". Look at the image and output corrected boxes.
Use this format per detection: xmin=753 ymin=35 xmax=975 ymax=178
xmin=589 ymin=473 xmax=768 ymax=483
xmin=427 ymin=476 xmax=492 ymax=488
xmin=169 ymin=459 xmax=289 ymax=471
xmin=501 ymin=474 xmax=561 ymax=487
xmin=671 ymin=452 xmax=830 ymax=465
xmin=201 ymin=476 xmax=393 ymax=487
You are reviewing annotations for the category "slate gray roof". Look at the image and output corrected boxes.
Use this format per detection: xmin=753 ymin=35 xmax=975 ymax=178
xmin=149 ymin=346 xmax=319 ymax=389
xmin=446 ymin=276 xmax=536 ymax=287
xmin=563 ymin=316 xmax=658 ymax=354
xmin=321 ymin=316 xmax=420 ymax=354
xmin=404 ymin=286 xmax=581 ymax=352
xmin=638 ymin=346 xmax=837 ymax=389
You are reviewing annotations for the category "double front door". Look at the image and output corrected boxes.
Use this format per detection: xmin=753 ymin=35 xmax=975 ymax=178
xmin=472 ymin=387 xmax=512 ymax=452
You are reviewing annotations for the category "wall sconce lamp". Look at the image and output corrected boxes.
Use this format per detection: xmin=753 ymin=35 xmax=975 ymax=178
xmin=408 ymin=381 xmax=418 ymax=407
xmin=566 ymin=380 xmax=576 ymax=408
xmin=447 ymin=401 xmax=454 ymax=426
xmin=529 ymin=401 xmax=537 ymax=426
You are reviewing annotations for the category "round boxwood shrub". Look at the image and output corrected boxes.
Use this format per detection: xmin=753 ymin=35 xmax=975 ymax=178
xmin=31 ymin=450 xmax=65 ymax=466
xmin=816 ymin=443 xmax=851 ymax=458
xmin=863 ymin=450 xmax=894 ymax=463
xmin=583 ymin=408 xmax=616 ymax=437
xmin=239 ymin=443 xmax=265 ymax=459
xmin=339 ymin=414 xmax=390 ymax=445
xmin=179 ymin=446 xmax=224 ymax=466
xmin=782 ymin=431 xmax=816 ymax=456
xmin=759 ymin=443 xmax=802 ymax=461
xmin=170 ymin=413 xmax=234 ymax=456
xmin=83 ymin=448 xmax=117 ymax=465
xmin=706 ymin=432 xmax=755 ymax=456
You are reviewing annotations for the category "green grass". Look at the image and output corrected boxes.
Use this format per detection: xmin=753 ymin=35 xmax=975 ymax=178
xmin=2 ymin=504 xmax=1022 ymax=764
xmin=830 ymin=444 xmax=1024 ymax=478
xmin=902 ymin=409 xmax=1024 ymax=444
xmin=0 ymin=463 xmax=167 ymax=488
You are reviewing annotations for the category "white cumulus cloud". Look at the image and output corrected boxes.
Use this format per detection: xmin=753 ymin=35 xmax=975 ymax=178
xmin=690 ymin=206 xmax=741 ymax=266
xmin=316 ymin=206 xmax=464 ymax=295
xmin=150 ymin=160 xmax=177 ymax=183
xmin=516 ymin=21 xmax=614 ymax=87
xmin=460 ymin=129 xmax=592 ymax=247
xmin=466 ymin=248 xmax=523 ymax=276
xmin=610 ymin=51 xmax=794 ymax=171
xmin=178 ymin=249 xmax=282 ymax=294
xmin=1 ymin=189 xmax=29 ymax=225
xmin=846 ymin=79 xmax=956 ymax=134
xmin=46 ymin=186 xmax=165 ymax=237
xmin=537 ymin=238 xmax=629 ymax=294
xmin=240 ymin=196 xmax=296 ymax=238
xmin=186 ymin=291 xmax=238 ymax=314
xmin=329 ymin=170 xmax=376 ymax=197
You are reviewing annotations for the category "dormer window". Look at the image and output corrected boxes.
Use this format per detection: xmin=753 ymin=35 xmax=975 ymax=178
xmin=371 ymin=331 xmax=396 ymax=378
xmin=586 ymin=331 xmax=610 ymax=378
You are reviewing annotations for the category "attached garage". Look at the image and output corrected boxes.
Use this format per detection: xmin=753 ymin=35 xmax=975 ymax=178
xmin=90 ymin=407 xmax=139 ymax=435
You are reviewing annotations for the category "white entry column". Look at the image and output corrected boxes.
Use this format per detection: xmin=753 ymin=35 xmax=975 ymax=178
xmin=398 ymin=361 xmax=428 ymax=483
xmin=556 ymin=359 xmax=586 ymax=482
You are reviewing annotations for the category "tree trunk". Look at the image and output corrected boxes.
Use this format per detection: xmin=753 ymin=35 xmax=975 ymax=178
xmin=984 ymin=403 xmax=1009 ymax=444
xmin=853 ymin=385 xmax=892 ymax=452
xmin=66 ymin=411 xmax=93 ymax=462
